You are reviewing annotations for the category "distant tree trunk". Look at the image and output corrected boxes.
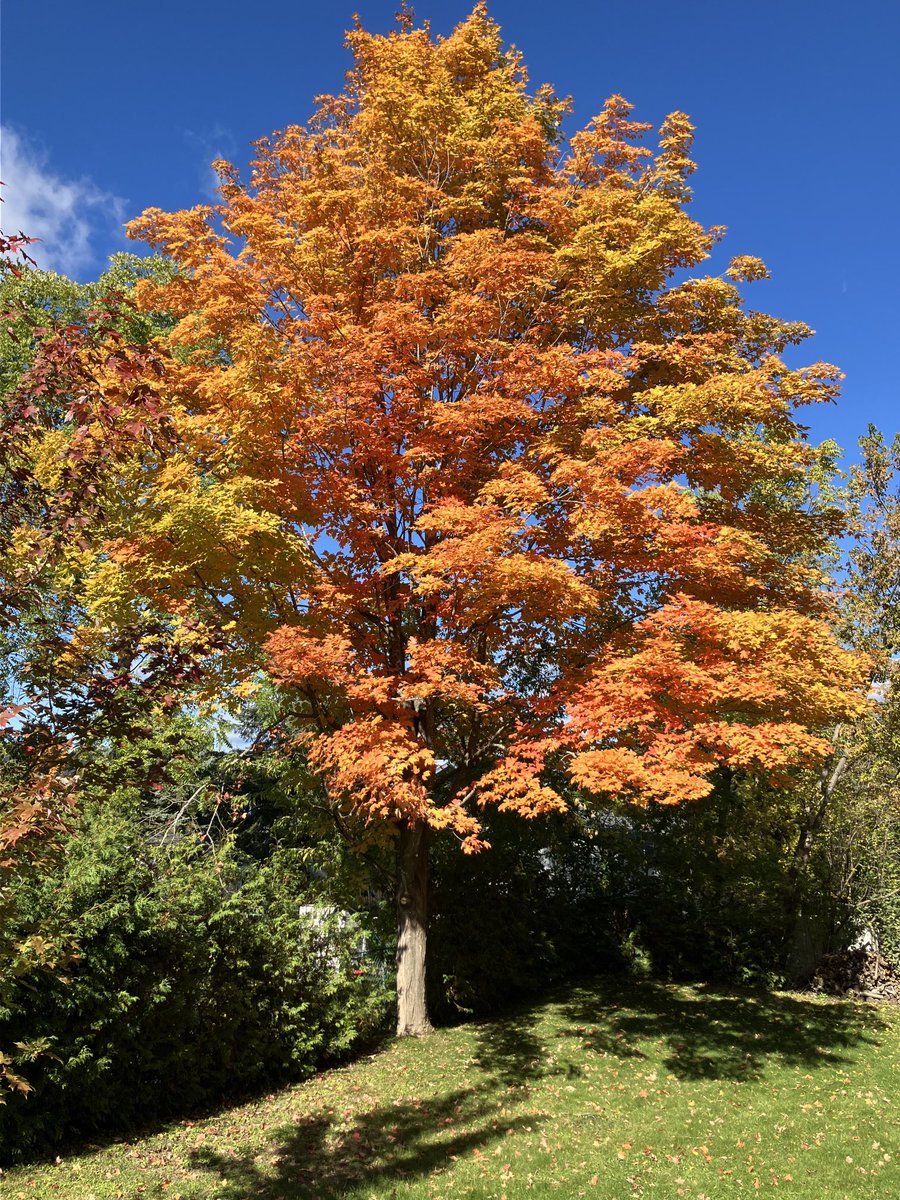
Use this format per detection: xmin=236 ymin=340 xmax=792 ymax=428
xmin=783 ymin=732 xmax=849 ymax=978
xmin=396 ymin=820 xmax=433 ymax=1037
xmin=786 ymin=739 xmax=848 ymax=900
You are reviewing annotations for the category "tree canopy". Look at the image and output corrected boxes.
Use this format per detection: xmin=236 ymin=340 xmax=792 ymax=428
xmin=6 ymin=5 xmax=868 ymax=1033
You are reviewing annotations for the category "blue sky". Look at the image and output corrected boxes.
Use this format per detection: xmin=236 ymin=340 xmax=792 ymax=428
xmin=2 ymin=0 xmax=897 ymax=459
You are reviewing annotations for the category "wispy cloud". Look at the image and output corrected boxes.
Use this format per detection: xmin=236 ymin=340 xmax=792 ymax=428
xmin=0 ymin=125 xmax=126 ymax=278
xmin=184 ymin=124 xmax=238 ymax=202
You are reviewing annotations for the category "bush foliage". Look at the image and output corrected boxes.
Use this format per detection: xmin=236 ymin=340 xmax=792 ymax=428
xmin=0 ymin=791 xmax=389 ymax=1163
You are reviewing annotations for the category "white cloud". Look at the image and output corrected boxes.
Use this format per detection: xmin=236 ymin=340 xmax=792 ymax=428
xmin=184 ymin=124 xmax=238 ymax=202
xmin=0 ymin=126 xmax=126 ymax=278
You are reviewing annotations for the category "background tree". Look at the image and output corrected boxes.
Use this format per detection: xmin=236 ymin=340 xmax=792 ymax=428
xmin=797 ymin=428 xmax=900 ymax=970
xmin=0 ymin=225 xmax=75 ymax=1101
xmin=0 ymin=244 xmax=211 ymax=1096
xmin=11 ymin=7 xmax=866 ymax=1035
xmin=0 ymin=251 xmax=188 ymax=741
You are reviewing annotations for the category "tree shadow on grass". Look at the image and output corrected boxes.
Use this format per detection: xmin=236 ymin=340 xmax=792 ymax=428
xmin=136 ymin=978 xmax=888 ymax=1199
xmin=469 ymin=1001 xmax=558 ymax=1086
xmin=179 ymin=1080 xmax=540 ymax=1200
xmin=559 ymin=975 xmax=887 ymax=1082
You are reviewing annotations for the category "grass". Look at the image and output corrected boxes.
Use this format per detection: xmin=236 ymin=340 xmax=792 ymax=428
xmin=1 ymin=976 xmax=898 ymax=1199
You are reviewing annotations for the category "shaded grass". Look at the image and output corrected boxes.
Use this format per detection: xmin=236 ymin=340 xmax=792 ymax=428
xmin=2 ymin=976 xmax=898 ymax=1198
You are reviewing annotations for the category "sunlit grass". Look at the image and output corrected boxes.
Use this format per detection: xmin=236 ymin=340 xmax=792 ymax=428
xmin=3 ymin=976 xmax=898 ymax=1199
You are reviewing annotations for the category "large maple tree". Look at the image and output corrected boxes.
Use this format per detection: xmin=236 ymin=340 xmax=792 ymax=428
xmin=20 ymin=7 xmax=866 ymax=1033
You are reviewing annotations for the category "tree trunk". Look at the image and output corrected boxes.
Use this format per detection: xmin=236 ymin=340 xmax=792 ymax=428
xmin=785 ymin=742 xmax=848 ymax=905
xmin=396 ymin=820 xmax=433 ymax=1037
xmin=782 ymin=732 xmax=849 ymax=979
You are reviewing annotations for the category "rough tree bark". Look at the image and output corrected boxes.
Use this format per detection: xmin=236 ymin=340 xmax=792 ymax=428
xmin=396 ymin=819 xmax=433 ymax=1036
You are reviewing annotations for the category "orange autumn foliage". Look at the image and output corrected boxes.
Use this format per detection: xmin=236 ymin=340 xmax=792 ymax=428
xmin=112 ymin=6 xmax=866 ymax=849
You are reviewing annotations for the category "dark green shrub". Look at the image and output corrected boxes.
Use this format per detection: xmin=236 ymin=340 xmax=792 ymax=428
xmin=0 ymin=794 xmax=390 ymax=1163
xmin=427 ymin=776 xmax=812 ymax=1017
xmin=427 ymin=809 xmax=624 ymax=1019
xmin=589 ymin=780 xmax=805 ymax=987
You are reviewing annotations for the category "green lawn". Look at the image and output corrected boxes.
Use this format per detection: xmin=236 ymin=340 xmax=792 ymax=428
xmin=2 ymin=977 xmax=898 ymax=1199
